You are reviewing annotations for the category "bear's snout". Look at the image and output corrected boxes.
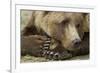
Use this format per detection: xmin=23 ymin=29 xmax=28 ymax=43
xmin=72 ymin=38 xmax=81 ymax=48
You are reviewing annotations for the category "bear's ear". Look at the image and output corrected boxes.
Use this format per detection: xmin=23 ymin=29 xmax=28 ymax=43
xmin=37 ymin=11 xmax=50 ymax=17
xmin=82 ymin=13 xmax=90 ymax=32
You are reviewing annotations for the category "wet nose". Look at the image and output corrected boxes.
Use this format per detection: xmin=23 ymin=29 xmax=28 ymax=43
xmin=73 ymin=39 xmax=81 ymax=46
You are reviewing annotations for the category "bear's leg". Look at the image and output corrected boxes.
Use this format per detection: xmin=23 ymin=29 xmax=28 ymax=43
xmin=21 ymin=34 xmax=72 ymax=60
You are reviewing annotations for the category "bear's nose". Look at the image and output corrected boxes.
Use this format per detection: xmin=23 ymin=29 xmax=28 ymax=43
xmin=73 ymin=39 xmax=81 ymax=47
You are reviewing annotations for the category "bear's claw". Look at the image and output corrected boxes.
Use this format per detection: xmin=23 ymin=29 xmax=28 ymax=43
xmin=41 ymin=49 xmax=72 ymax=60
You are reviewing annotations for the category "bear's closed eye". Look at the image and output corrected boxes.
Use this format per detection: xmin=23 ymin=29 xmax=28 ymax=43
xmin=59 ymin=19 xmax=70 ymax=26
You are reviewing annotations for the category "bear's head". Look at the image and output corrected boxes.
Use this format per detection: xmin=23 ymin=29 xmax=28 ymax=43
xmin=34 ymin=11 xmax=89 ymax=51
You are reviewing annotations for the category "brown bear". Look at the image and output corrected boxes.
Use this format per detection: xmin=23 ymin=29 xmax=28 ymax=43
xmin=21 ymin=10 xmax=89 ymax=60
